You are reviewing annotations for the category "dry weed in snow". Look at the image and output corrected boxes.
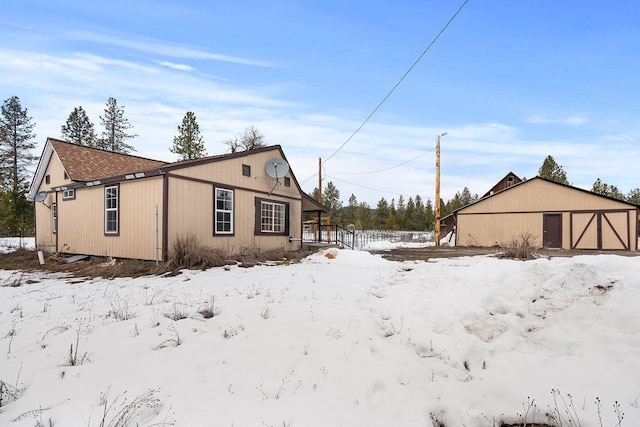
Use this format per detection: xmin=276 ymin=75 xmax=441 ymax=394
xmin=1 ymin=239 xmax=639 ymax=426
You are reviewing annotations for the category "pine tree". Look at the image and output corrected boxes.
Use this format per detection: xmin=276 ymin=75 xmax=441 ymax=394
xmin=412 ymin=195 xmax=426 ymax=230
xmin=405 ymin=197 xmax=416 ymax=230
xmin=591 ymin=178 xmax=625 ymax=200
xmin=374 ymin=198 xmax=390 ymax=229
xmin=355 ymin=201 xmax=372 ymax=229
xmin=396 ymin=195 xmax=406 ymax=229
xmin=61 ymin=106 xmax=96 ymax=146
xmin=591 ymin=178 xmax=607 ymax=195
xmin=627 ymin=188 xmax=640 ymax=205
xmin=342 ymin=194 xmax=358 ymax=226
xmin=459 ymin=187 xmax=478 ymax=206
xmin=538 ymin=155 xmax=568 ymax=184
xmin=387 ymin=198 xmax=397 ymax=229
xmin=323 ymin=181 xmax=342 ymax=224
xmin=0 ymin=96 xmax=37 ymax=235
xmin=170 ymin=111 xmax=206 ymax=161
xmin=425 ymin=198 xmax=435 ymax=230
xmin=98 ymin=97 xmax=137 ymax=153
xmin=310 ymin=187 xmax=320 ymax=202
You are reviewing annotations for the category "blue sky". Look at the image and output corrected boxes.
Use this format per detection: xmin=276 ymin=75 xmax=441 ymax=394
xmin=2 ymin=0 xmax=639 ymax=205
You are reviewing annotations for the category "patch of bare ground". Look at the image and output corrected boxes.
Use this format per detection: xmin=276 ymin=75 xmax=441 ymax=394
xmin=0 ymin=247 xmax=315 ymax=279
xmin=370 ymin=245 xmax=640 ymax=262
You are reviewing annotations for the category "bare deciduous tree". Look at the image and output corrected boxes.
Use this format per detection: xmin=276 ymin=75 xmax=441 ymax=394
xmin=225 ymin=126 xmax=266 ymax=153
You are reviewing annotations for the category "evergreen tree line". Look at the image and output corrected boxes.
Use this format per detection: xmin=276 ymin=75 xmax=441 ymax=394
xmin=309 ymin=181 xmax=479 ymax=231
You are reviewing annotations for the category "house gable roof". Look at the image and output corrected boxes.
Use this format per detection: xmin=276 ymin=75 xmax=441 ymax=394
xmin=28 ymin=138 xmax=167 ymax=199
xmin=51 ymin=139 xmax=167 ymax=181
xmin=29 ymin=139 xmax=320 ymax=208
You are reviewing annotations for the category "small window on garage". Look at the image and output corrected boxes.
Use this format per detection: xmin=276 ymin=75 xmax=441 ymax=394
xmin=64 ymin=171 xmax=69 ymax=180
xmin=242 ymin=164 xmax=251 ymax=177
xmin=45 ymin=175 xmax=50 ymax=185
xmin=284 ymin=177 xmax=291 ymax=187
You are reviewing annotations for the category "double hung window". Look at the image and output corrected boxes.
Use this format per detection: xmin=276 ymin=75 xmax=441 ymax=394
xmin=215 ymin=188 xmax=234 ymax=234
xmin=105 ymin=186 xmax=119 ymax=234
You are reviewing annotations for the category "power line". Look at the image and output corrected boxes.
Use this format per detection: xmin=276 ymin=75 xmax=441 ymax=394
xmin=323 ymin=0 xmax=471 ymax=164
xmin=332 ymin=148 xmax=434 ymax=175
xmin=325 ymin=174 xmax=400 ymax=197
xmin=298 ymin=173 xmax=318 ymax=185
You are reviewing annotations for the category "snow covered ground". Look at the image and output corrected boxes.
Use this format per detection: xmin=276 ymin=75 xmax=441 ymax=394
xmin=0 ymin=237 xmax=35 ymax=254
xmin=0 ymin=239 xmax=639 ymax=426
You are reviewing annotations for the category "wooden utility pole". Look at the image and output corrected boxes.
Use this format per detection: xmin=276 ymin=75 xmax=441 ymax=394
xmin=318 ymin=157 xmax=322 ymax=203
xmin=434 ymin=132 xmax=447 ymax=246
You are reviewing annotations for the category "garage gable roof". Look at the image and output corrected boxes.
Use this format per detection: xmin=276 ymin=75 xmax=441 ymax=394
xmin=455 ymin=176 xmax=640 ymax=214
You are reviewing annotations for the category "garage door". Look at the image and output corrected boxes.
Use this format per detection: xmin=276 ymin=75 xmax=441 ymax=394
xmin=571 ymin=211 xmax=629 ymax=250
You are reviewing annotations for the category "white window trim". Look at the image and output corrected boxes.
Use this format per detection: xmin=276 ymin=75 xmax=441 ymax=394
xmin=105 ymin=186 xmax=118 ymax=234
xmin=261 ymin=200 xmax=286 ymax=233
xmin=215 ymin=187 xmax=234 ymax=234
xmin=62 ymin=188 xmax=75 ymax=199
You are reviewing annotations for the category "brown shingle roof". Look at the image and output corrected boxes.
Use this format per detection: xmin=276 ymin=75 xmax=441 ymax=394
xmin=50 ymin=138 xmax=167 ymax=181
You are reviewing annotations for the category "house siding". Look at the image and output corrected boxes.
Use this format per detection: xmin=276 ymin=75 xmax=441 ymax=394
xmin=166 ymin=149 xmax=302 ymax=256
xmin=56 ymin=177 xmax=164 ymax=261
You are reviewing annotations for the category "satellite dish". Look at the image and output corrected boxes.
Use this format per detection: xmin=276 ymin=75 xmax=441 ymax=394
xmin=34 ymin=192 xmax=47 ymax=203
xmin=265 ymin=158 xmax=289 ymax=179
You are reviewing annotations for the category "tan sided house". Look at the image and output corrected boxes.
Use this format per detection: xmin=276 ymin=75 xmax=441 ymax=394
xmin=453 ymin=177 xmax=639 ymax=251
xmin=28 ymin=138 xmax=324 ymax=261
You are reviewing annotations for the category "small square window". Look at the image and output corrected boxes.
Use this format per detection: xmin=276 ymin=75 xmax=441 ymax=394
xmin=284 ymin=177 xmax=291 ymax=187
xmin=45 ymin=175 xmax=50 ymax=185
xmin=63 ymin=189 xmax=75 ymax=200
xmin=242 ymin=164 xmax=251 ymax=177
xmin=64 ymin=171 xmax=69 ymax=180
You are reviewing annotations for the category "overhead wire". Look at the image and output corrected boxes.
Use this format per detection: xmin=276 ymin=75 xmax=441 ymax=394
xmin=332 ymin=148 xmax=434 ymax=175
xmin=325 ymin=175 xmax=401 ymax=197
xmin=322 ymin=0 xmax=471 ymax=165
xmin=326 ymin=175 xmax=400 ymax=199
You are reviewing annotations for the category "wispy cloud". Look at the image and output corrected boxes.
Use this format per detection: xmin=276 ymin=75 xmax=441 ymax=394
xmin=154 ymin=60 xmax=194 ymax=71
xmin=66 ymin=30 xmax=275 ymax=67
xmin=525 ymin=113 xmax=589 ymax=125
